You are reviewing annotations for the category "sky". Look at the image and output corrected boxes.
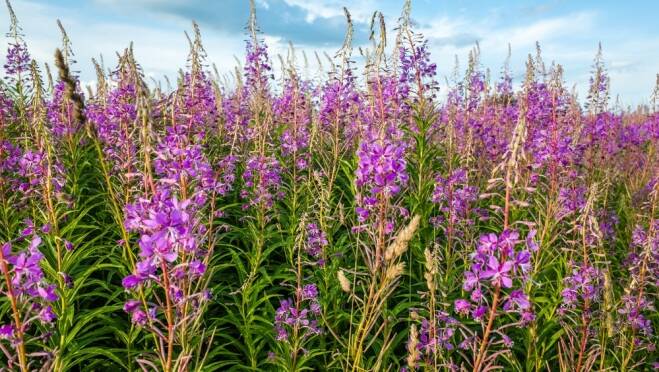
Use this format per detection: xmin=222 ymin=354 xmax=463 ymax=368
xmin=1 ymin=0 xmax=658 ymax=106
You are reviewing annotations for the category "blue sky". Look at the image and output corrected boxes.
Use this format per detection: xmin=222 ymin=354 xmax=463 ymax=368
xmin=2 ymin=0 xmax=658 ymax=105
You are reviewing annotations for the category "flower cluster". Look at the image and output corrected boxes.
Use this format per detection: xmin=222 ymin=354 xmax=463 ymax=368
xmin=354 ymin=139 xmax=408 ymax=224
xmin=0 ymin=91 xmax=16 ymax=126
xmin=557 ymin=186 xmax=587 ymax=220
xmin=154 ymin=140 xmax=216 ymax=198
xmin=430 ymin=168 xmax=480 ymax=230
xmin=275 ymin=80 xmax=312 ymax=171
xmin=174 ymin=71 xmax=217 ymax=140
xmin=617 ymin=294 xmax=654 ymax=336
xmin=415 ymin=311 xmax=460 ymax=359
xmin=16 ymin=149 xmax=66 ymax=199
xmin=398 ymin=39 xmax=438 ymax=101
xmin=305 ymin=223 xmax=328 ymax=262
xmin=222 ymin=87 xmax=252 ymax=142
xmin=86 ymin=82 xmax=138 ymax=175
xmin=121 ymin=187 xmax=212 ymax=323
xmin=318 ymin=66 xmax=363 ymax=142
xmin=47 ymin=80 xmax=84 ymax=138
xmin=3 ymin=41 xmax=30 ymax=78
xmin=0 ymin=139 xmax=21 ymax=187
xmin=241 ymin=154 xmax=283 ymax=210
xmin=618 ymin=222 xmax=657 ymax=351
xmin=458 ymin=230 xmax=534 ymax=323
xmin=274 ymin=284 xmax=322 ymax=343
xmin=559 ymin=262 xmax=603 ymax=314
xmin=244 ymin=39 xmax=272 ymax=97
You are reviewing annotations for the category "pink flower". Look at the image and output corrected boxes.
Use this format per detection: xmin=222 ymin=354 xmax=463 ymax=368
xmin=481 ymin=256 xmax=514 ymax=288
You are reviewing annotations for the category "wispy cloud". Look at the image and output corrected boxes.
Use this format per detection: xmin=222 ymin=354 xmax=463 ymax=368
xmin=1 ymin=0 xmax=657 ymax=105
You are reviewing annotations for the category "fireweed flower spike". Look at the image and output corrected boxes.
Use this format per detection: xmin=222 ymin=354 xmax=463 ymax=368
xmin=275 ymin=76 xmax=312 ymax=172
xmin=86 ymin=62 xmax=139 ymax=177
xmin=122 ymin=172 xmax=214 ymax=370
xmin=0 ymin=228 xmax=58 ymax=371
xmin=120 ymin=25 xmax=219 ymax=372
xmin=617 ymin=201 xmax=658 ymax=367
xmin=272 ymin=281 xmax=323 ymax=369
xmin=3 ymin=0 xmax=31 ymax=118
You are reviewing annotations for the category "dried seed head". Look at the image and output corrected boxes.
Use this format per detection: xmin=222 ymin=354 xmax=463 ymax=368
xmin=385 ymin=262 xmax=405 ymax=281
xmin=424 ymin=272 xmax=435 ymax=293
xmin=423 ymin=248 xmax=437 ymax=292
xmin=423 ymin=248 xmax=433 ymax=272
xmin=407 ymin=323 xmax=419 ymax=369
xmin=385 ymin=215 xmax=421 ymax=261
xmin=337 ymin=269 xmax=351 ymax=293
xmin=54 ymin=48 xmax=85 ymax=124
xmin=602 ymin=268 xmax=614 ymax=337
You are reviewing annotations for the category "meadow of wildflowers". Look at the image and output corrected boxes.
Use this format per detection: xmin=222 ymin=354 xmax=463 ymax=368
xmin=0 ymin=0 xmax=657 ymax=371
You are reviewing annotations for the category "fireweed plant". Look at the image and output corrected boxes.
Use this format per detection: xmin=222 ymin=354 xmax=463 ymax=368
xmin=1 ymin=0 xmax=658 ymax=370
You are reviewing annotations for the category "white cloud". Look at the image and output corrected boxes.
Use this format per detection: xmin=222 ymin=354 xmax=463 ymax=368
xmin=1 ymin=0 xmax=245 ymax=85
xmin=282 ymin=0 xmax=376 ymax=23
xmin=416 ymin=9 xmax=657 ymax=105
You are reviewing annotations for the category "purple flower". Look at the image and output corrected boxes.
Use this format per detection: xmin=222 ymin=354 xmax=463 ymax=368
xmin=38 ymin=306 xmax=57 ymax=324
xmin=432 ymin=168 xmax=479 ymax=230
xmin=275 ymin=79 xmax=312 ymax=170
xmin=414 ymin=311 xmax=459 ymax=359
xmin=355 ymin=140 xmax=408 ymax=198
xmin=503 ymin=290 xmax=531 ymax=312
xmin=514 ymin=249 xmax=532 ymax=274
xmin=132 ymin=309 xmax=148 ymax=326
xmin=274 ymin=284 xmax=322 ymax=343
xmin=481 ymin=256 xmax=514 ymax=288
xmin=526 ymin=229 xmax=539 ymax=252
xmin=463 ymin=268 xmax=481 ymax=292
xmin=241 ymin=155 xmax=283 ymax=209
xmin=398 ymin=40 xmax=438 ymax=101
xmin=4 ymin=41 xmax=30 ymax=77
xmin=189 ymin=260 xmax=206 ymax=276
xmin=37 ymin=285 xmax=59 ymax=302
xmin=454 ymin=299 xmax=471 ymax=316
xmin=48 ymin=80 xmax=84 ymax=138
xmin=472 ymin=305 xmax=488 ymax=321
xmin=561 ymin=263 xmax=602 ymax=309
xmin=135 ymin=259 xmax=157 ymax=278
xmin=0 ymin=324 xmax=14 ymax=339
xmin=0 ymin=226 xmax=57 ymax=363
xmin=302 ymin=284 xmax=318 ymax=300
xmin=501 ymin=334 xmax=513 ymax=348
xmin=123 ymin=299 xmax=141 ymax=313
xmin=306 ymin=223 xmax=328 ymax=259
xmin=122 ymin=275 xmax=141 ymax=290
xmin=498 ymin=229 xmax=519 ymax=254
xmin=244 ymin=38 xmax=272 ymax=97
xmin=558 ymin=186 xmax=586 ymax=220
xmin=477 ymin=233 xmax=498 ymax=255
xmin=521 ymin=311 xmax=536 ymax=324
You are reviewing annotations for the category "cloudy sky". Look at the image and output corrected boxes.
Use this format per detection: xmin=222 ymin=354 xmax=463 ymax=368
xmin=2 ymin=0 xmax=658 ymax=105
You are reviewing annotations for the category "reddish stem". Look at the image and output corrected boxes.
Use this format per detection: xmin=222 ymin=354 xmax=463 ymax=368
xmin=0 ymin=247 xmax=28 ymax=372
